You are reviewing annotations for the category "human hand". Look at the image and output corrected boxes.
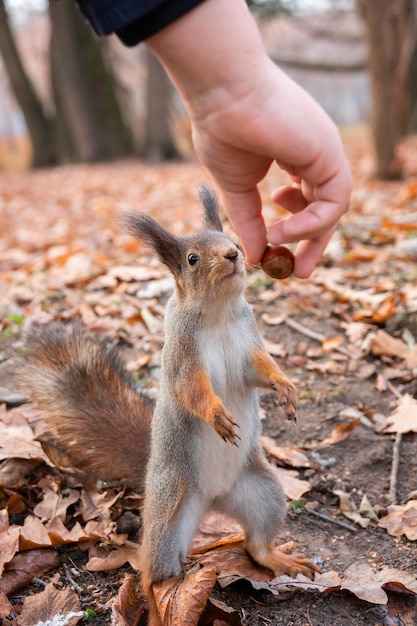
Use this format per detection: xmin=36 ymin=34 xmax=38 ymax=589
xmin=147 ymin=0 xmax=352 ymax=278
xmin=190 ymin=62 xmax=352 ymax=277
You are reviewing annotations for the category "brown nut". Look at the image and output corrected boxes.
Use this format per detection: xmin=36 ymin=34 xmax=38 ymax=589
xmin=261 ymin=245 xmax=294 ymax=279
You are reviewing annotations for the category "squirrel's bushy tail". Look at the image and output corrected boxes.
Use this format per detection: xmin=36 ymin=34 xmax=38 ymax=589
xmin=22 ymin=322 xmax=152 ymax=491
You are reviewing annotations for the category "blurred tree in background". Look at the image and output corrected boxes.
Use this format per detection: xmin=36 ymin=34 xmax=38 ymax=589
xmin=0 ymin=0 xmax=133 ymax=166
xmin=0 ymin=0 xmax=55 ymax=166
xmin=49 ymin=0 xmax=133 ymax=163
xmin=357 ymin=0 xmax=417 ymax=179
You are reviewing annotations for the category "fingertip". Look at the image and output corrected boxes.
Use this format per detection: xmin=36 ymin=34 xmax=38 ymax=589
xmin=293 ymin=259 xmax=315 ymax=279
xmin=292 ymin=233 xmax=334 ymax=278
xmin=219 ymin=189 xmax=267 ymax=265
xmin=242 ymin=239 xmax=266 ymax=266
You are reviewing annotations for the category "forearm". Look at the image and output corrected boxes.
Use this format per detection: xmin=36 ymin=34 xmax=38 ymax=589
xmin=146 ymin=0 xmax=269 ymax=118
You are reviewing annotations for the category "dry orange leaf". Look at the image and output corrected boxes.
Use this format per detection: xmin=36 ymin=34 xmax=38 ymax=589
xmin=383 ymin=394 xmax=417 ymax=435
xmin=353 ymin=294 xmax=397 ymax=324
xmin=195 ymin=542 xmax=275 ymax=591
xmin=379 ymin=500 xmax=417 ymax=540
xmin=343 ymin=245 xmax=378 ymax=263
xmin=0 ymin=589 xmax=12 ymax=621
xmin=275 ymin=467 xmax=312 ymax=499
xmin=19 ymin=514 xmax=52 ymax=550
xmin=191 ymin=512 xmax=244 ymax=555
xmin=112 ymin=573 xmax=145 ymax=626
xmin=313 ymin=418 xmax=361 ymax=450
xmin=261 ymin=436 xmax=311 ymax=468
xmin=370 ymin=329 xmax=408 ymax=359
xmin=322 ymin=336 xmax=345 ymax=352
xmin=86 ymin=543 xmax=142 ymax=572
xmin=153 ymin=566 xmax=217 ymax=626
xmin=33 ymin=478 xmax=80 ymax=520
xmin=0 ymin=510 xmax=20 ymax=575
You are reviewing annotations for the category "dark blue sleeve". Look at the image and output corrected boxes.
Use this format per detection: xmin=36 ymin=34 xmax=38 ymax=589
xmin=75 ymin=0 xmax=206 ymax=45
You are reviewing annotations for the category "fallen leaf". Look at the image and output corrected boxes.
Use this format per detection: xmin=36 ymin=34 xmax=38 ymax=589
xmin=191 ymin=512 xmax=244 ymax=554
xmin=33 ymin=477 xmax=80 ymax=520
xmin=334 ymin=491 xmax=379 ymax=528
xmin=369 ymin=329 xmax=417 ymax=368
xmin=322 ymin=336 xmax=345 ymax=351
xmin=203 ymin=597 xmax=242 ymax=625
xmin=194 ymin=542 xmax=276 ymax=593
xmin=262 ymin=338 xmax=287 ymax=358
xmin=274 ymin=467 xmax=311 ymax=499
xmin=111 ymin=573 xmax=145 ymax=626
xmin=340 ymin=563 xmax=417 ymax=604
xmin=379 ymin=500 xmax=417 ymax=540
xmin=261 ymin=436 xmax=311 ymax=468
xmin=19 ymin=514 xmax=52 ymax=549
xmin=306 ymin=359 xmax=346 ymax=375
xmin=87 ymin=544 xmax=142 ymax=572
xmin=383 ymin=394 xmax=417 ymax=434
xmin=18 ymin=580 xmax=83 ymax=626
xmin=0 ymin=549 xmax=59 ymax=595
xmin=353 ymin=294 xmax=397 ymax=323
xmin=0 ymin=510 xmax=20 ymax=575
xmin=153 ymin=566 xmax=217 ymax=626
xmin=0 ymin=458 xmax=42 ymax=489
xmin=0 ymin=589 xmax=12 ymax=620
xmin=0 ymin=414 xmax=50 ymax=462
xmin=312 ymin=418 xmax=361 ymax=449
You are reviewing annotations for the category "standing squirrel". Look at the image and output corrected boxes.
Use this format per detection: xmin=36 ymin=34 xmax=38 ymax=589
xmin=23 ymin=186 xmax=318 ymax=625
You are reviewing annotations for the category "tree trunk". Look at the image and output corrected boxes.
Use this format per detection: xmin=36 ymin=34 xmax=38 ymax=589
xmin=0 ymin=0 xmax=55 ymax=167
xmin=406 ymin=20 xmax=417 ymax=133
xmin=358 ymin=0 xmax=415 ymax=179
xmin=143 ymin=49 xmax=180 ymax=162
xmin=49 ymin=0 xmax=105 ymax=163
xmin=49 ymin=0 xmax=133 ymax=163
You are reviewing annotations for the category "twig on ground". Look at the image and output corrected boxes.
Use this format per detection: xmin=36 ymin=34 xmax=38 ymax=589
xmin=388 ymin=431 xmax=402 ymax=505
xmin=284 ymin=318 xmax=326 ymax=343
xmin=63 ymin=563 xmax=84 ymax=594
xmin=306 ymin=507 xmax=357 ymax=533
xmin=306 ymin=600 xmax=315 ymax=626
xmin=385 ymin=380 xmax=402 ymax=505
xmin=284 ymin=318 xmax=351 ymax=356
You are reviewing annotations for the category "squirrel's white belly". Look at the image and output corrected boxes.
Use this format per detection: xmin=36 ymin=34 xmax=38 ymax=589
xmin=198 ymin=321 xmax=260 ymax=500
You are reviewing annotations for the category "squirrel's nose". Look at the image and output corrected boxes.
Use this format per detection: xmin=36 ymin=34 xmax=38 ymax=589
xmin=224 ymin=249 xmax=239 ymax=263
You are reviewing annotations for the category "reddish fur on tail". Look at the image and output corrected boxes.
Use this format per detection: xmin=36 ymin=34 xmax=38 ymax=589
xmin=21 ymin=322 xmax=152 ymax=491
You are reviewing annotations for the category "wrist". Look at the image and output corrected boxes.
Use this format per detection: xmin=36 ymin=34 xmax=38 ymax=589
xmin=146 ymin=0 xmax=271 ymax=120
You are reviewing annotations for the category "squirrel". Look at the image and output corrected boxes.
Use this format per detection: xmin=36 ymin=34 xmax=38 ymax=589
xmin=22 ymin=186 xmax=319 ymax=626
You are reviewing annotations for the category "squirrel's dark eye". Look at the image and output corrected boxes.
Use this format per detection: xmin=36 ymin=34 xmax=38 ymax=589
xmin=188 ymin=253 xmax=199 ymax=266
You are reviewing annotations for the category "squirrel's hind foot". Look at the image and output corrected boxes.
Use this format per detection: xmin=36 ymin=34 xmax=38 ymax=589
xmin=247 ymin=539 xmax=320 ymax=581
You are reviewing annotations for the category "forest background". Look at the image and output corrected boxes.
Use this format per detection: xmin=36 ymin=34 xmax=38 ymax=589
xmin=0 ymin=0 xmax=417 ymax=178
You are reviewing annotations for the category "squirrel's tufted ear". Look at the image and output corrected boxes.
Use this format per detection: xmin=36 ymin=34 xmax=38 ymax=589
xmin=123 ymin=211 xmax=182 ymax=276
xmin=199 ymin=185 xmax=223 ymax=232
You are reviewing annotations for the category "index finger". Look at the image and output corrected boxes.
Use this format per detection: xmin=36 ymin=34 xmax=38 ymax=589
xmin=219 ymin=187 xmax=268 ymax=265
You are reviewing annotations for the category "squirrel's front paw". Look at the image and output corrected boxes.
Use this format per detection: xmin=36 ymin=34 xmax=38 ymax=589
xmin=212 ymin=406 xmax=239 ymax=445
xmin=270 ymin=377 xmax=297 ymax=422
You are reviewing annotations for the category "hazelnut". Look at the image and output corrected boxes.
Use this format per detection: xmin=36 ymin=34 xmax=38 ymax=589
xmin=261 ymin=245 xmax=294 ymax=279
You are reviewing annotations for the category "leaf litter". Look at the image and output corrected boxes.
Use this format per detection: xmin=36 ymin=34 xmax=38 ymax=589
xmin=0 ymin=134 xmax=417 ymax=624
